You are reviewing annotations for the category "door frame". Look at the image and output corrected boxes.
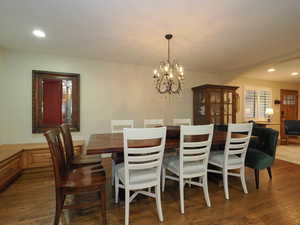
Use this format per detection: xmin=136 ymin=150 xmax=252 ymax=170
xmin=280 ymin=89 xmax=298 ymax=143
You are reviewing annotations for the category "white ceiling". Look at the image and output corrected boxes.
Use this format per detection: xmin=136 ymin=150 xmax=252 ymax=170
xmin=0 ymin=0 xmax=300 ymax=75
xmin=241 ymin=56 xmax=300 ymax=83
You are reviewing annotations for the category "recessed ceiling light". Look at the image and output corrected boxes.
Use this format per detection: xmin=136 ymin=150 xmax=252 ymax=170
xmin=268 ymin=68 xmax=276 ymax=72
xmin=32 ymin=29 xmax=46 ymax=38
xmin=291 ymin=72 xmax=299 ymax=76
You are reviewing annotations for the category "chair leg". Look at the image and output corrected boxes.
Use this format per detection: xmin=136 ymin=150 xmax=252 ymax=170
xmin=267 ymin=167 xmax=272 ymax=179
xmin=99 ymin=187 xmax=107 ymax=225
xmin=240 ymin=167 xmax=248 ymax=194
xmin=202 ymin=175 xmax=211 ymax=207
xmin=54 ymin=190 xmax=64 ymax=225
xmin=179 ymin=178 xmax=185 ymax=214
xmin=223 ymin=169 xmax=229 ymax=200
xmin=155 ymin=185 xmax=164 ymax=222
xmin=162 ymin=167 xmax=166 ymax=192
xmin=255 ymin=169 xmax=260 ymax=189
xmin=111 ymin=160 xmax=115 ymax=185
xmin=125 ymin=189 xmax=130 ymax=225
xmin=188 ymin=178 xmax=192 ymax=188
xmin=115 ymin=173 xmax=119 ymax=204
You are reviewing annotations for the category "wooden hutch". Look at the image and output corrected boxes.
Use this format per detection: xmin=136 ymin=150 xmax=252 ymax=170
xmin=192 ymin=84 xmax=239 ymax=125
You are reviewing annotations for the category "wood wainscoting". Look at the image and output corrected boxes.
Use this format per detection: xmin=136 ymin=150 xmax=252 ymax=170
xmin=0 ymin=141 xmax=84 ymax=192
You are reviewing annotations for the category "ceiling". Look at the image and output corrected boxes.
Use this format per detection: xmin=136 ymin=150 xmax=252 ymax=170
xmin=241 ymin=56 xmax=300 ymax=83
xmin=0 ymin=0 xmax=300 ymax=75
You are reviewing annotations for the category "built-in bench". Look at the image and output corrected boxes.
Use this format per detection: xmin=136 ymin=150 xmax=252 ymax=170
xmin=0 ymin=141 xmax=84 ymax=192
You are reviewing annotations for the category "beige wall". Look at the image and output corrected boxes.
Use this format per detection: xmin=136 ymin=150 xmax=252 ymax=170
xmin=0 ymin=48 xmax=5 ymax=144
xmin=0 ymin=49 xmax=220 ymax=144
xmin=226 ymin=77 xmax=300 ymax=132
xmin=1 ymin=49 xmax=299 ymax=144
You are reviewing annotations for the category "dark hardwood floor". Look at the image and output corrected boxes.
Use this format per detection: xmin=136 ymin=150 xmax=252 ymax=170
xmin=1 ymin=159 xmax=300 ymax=225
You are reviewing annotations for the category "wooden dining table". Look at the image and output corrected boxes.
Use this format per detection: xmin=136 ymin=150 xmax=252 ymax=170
xmin=86 ymin=129 xmax=248 ymax=155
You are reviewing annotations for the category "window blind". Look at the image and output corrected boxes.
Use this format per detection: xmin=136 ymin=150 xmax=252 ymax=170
xmin=244 ymin=88 xmax=272 ymax=120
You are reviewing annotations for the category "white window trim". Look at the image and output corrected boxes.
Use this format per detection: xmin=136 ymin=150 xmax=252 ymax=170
xmin=244 ymin=86 xmax=272 ymax=121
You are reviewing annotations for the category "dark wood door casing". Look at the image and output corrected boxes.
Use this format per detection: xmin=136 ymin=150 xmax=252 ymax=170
xmin=280 ymin=89 xmax=298 ymax=140
xmin=32 ymin=70 xmax=80 ymax=133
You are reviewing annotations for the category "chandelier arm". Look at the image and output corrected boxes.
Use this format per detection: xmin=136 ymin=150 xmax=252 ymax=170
xmin=157 ymin=75 xmax=169 ymax=94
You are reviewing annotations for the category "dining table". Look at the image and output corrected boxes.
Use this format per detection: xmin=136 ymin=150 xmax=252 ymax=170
xmin=86 ymin=126 xmax=249 ymax=155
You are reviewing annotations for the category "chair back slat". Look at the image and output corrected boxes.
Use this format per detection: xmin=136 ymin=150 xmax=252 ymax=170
xmin=183 ymin=141 xmax=210 ymax=148
xmin=180 ymin=125 xmax=214 ymax=175
xmin=144 ymin=119 xmax=164 ymax=128
xmin=60 ymin=124 xmax=74 ymax=168
xmin=111 ymin=120 xmax=134 ymax=133
xmin=123 ymin=127 xmax=166 ymax=187
xmin=128 ymin=152 xmax=160 ymax=162
xmin=224 ymin=123 xmax=253 ymax=165
xmin=183 ymin=154 xmax=208 ymax=162
xmin=181 ymin=147 xmax=209 ymax=155
xmin=228 ymin=143 xmax=248 ymax=149
xmin=230 ymin=137 xmax=249 ymax=143
xmin=173 ymin=118 xmax=192 ymax=126
xmin=44 ymin=128 xmax=67 ymax=187
xmin=127 ymin=146 xmax=161 ymax=154
xmin=227 ymin=149 xmax=245 ymax=155
xmin=128 ymin=161 xmax=160 ymax=170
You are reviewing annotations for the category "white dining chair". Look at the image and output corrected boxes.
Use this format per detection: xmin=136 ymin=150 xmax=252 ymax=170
xmin=172 ymin=118 xmax=193 ymax=184
xmin=208 ymin=123 xmax=253 ymax=200
xmin=111 ymin=120 xmax=134 ymax=184
xmin=144 ymin=119 xmax=164 ymax=128
xmin=111 ymin=120 xmax=134 ymax=133
xmin=115 ymin=127 xmax=167 ymax=225
xmin=173 ymin=118 xmax=192 ymax=126
xmin=162 ymin=124 xmax=214 ymax=214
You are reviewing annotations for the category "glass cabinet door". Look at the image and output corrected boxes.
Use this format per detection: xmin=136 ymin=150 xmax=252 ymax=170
xmin=209 ymin=89 xmax=222 ymax=125
xmin=195 ymin=90 xmax=206 ymax=124
xmin=223 ymin=90 xmax=234 ymax=124
xmin=193 ymin=85 xmax=237 ymax=125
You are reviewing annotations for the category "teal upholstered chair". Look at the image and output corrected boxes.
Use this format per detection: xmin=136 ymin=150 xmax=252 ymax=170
xmin=245 ymin=127 xmax=279 ymax=189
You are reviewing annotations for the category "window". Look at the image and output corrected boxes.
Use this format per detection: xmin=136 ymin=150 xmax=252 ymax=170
xmin=244 ymin=87 xmax=272 ymax=121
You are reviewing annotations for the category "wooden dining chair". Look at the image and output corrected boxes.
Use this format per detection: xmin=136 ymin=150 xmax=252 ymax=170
xmin=60 ymin=124 xmax=102 ymax=169
xmin=44 ymin=128 xmax=107 ymax=225
xmin=208 ymin=123 xmax=253 ymax=200
xmin=173 ymin=118 xmax=192 ymax=126
xmin=162 ymin=124 xmax=214 ymax=214
xmin=115 ymin=127 xmax=167 ymax=225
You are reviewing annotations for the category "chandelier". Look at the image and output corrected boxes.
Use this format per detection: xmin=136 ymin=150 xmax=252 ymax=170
xmin=153 ymin=34 xmax=184 ymax=94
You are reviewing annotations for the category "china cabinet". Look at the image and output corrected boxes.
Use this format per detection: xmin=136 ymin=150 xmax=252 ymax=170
xmin=192 ymin=84 xmax=239 ymax=125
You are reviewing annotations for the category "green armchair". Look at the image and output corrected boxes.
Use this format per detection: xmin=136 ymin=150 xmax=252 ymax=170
xmin=245 ymin=127 xmax=279 ymax=189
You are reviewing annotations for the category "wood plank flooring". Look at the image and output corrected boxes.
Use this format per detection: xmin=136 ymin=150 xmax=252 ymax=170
xmin=1 ymin=159 xmax=300 ymax=225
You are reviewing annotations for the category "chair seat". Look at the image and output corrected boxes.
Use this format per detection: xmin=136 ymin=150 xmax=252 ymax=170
xmin=164 ymin=155 xmax=206 ymax=177
xmin=116 ymin=163 xmax=157 ymax=186
xmin=245 ymin=148 xmax=274 ymax=170
xmin=286 ymin=131 xmax=300 ymax=135
xmin=209 ymin=151 xmax=242 ymax=167
xmin=72 ymin=155 xmax=102 ymax=166
xmin=62 ymin=166 xmax=106 ymax=191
